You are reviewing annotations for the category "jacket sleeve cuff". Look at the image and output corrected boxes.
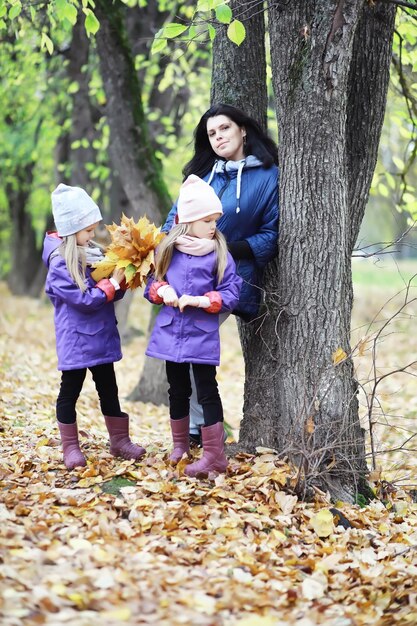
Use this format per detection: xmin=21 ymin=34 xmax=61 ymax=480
xmin=203 ymin=291 xmax=222 ymax=314
xmin=96 ymin=279 xmax=116 ymax=302
xmin=149 ymin=281 xmax=168 ymax=304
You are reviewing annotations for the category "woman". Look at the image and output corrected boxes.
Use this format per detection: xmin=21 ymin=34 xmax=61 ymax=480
xmin=163 ymin=103 xmax=279 ymax=445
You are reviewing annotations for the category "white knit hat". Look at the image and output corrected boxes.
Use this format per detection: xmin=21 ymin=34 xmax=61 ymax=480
xmin=177 ymin=175 xmax=223 ymax=224
xmin=51 ymin=183 xmax=103 ymax=237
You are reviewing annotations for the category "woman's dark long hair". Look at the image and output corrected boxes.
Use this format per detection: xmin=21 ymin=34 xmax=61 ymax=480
xmin=183 ymin=103 xmax=278 ymax=179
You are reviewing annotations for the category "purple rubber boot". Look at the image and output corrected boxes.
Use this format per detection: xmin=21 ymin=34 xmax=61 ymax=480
xmin=184 ymin=421 xmax=228 ymax=478
xmin=169 ymin=416 xmax=190 ymax=464
xmin=104 ymin=415 xmax=146 ymax=460
xmin=58 ymin=421 xmax=87 ymax=470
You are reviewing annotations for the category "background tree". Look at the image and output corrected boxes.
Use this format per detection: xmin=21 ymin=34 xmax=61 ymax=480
xmin=0 ymin=0 xmax=209 ymax=297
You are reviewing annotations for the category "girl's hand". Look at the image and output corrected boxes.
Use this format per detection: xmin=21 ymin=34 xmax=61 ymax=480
xmin=112 ymin=267 xmax=125 ymax=285
xmin=162 ymin=286 xmax=179 ymax=307
xmin=178 ymin=294 xmax=200 ymax=312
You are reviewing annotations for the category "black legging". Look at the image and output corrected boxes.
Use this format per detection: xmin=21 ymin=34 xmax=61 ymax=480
xmin=165 ymin=361 xmax=223 ymax=426
xmin=56 ymin=363 xmax=123 ymax=424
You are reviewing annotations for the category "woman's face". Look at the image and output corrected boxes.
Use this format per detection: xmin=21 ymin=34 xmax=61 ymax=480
xmin=206 ymin=115 xmax=246 ymax=162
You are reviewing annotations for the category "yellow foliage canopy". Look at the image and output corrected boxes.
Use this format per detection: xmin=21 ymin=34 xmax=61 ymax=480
xmin=91 ymin=214 xmax=165 ymax=289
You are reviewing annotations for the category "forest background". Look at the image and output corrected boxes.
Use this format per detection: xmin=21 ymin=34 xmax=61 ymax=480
xmin=1 ymin=1 xmax=417 ymax=625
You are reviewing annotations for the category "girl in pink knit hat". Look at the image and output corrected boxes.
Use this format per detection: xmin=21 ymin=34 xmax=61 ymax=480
xmin=144 ymin=175 xmax=242 ymax=478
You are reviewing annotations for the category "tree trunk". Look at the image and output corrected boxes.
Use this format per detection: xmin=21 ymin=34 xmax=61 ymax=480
xmin=6 ymin=165 xmax=39 ymax=296
xmin=347 ymin=3 xmax=396 ymax=250
xmin=67 ymin=15 xmax=98 ymax=189
xmin=94 ymin=1 xmax=173 ymax=404
xmin=94 ymin=0 xmax=171 ymax=223
xmin=128 ymin=308 xmax=169 ymax=406
xmin=237 ymin=0 xmax=396 ymax=500
xmin=211 ymin=0 xmax=268 ymax=129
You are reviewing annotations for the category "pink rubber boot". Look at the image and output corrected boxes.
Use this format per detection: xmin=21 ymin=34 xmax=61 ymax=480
xmin=104 ymin=415 xmax=146 ymax=460
xmin=184 ymin=421 xmax=228 ymax=478
xmin=58 ymin=422 xmax=87 ymax=470
xmin=169 ymin=416 xmax=190 ymax=464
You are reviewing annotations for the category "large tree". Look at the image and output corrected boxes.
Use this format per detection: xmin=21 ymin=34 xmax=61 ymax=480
xmin=210 ymin=0 xmax=397 ymax=499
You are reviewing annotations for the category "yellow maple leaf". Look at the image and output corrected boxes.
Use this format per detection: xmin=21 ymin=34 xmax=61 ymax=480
xmin=90 ymin=250 xmax=119 ymax=281
xmin=91 ymin=214 xmax=164 ymax=288
xmin=311 ymin=508 xmax=334 ymax=537
xmin=332 ymin=347 xmax=347 ymax=365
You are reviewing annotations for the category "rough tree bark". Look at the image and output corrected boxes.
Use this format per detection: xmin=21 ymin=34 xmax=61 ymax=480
xmin=94 ymin=0 xmax=171 ymax=223
xmin=211 ymin=0 xmax=396 ymax=499
xmin=235 ymin=0 xmax=396 ymax=500
xmin=210 ymin=0 xmax=268 ymax=129
xmin=66 ymin=16 xmax=99 ymax=190
xmin=94 ymin=0 xmax=172 ymax=404
xmin=6 ymin=165 xmax=39 ymax=297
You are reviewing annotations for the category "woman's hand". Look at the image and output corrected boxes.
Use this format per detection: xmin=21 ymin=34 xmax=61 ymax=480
xmin=178 ymin=294 xmax=200 ymax=312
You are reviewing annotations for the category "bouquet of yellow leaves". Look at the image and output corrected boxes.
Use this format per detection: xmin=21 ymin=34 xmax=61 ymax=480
xmin=91 ymin=214 xmax=165 ymax=289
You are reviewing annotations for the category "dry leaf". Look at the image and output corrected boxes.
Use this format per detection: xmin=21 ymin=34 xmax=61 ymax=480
xmin=91 ymin=214 xmax=165 ymax=289
xmin=332 ymin=346 xmax=347 ymax=365
xmin=311 ymin=509 xmax=334 ymax=537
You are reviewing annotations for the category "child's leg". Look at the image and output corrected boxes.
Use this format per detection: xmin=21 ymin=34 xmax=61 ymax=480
xmin=90 ymin=362 xmax=123 ymax=417
xmin=56 ymin=368 xmax=86 ymax=423
xmin=56 ymin=369 xmax=87 ymax=469
xmin=184 ymin=364 xmax=227 ymax=478
xmin=188 ymin=313 xmax=230 ymax=444
xmin=91 ymin=363 xmax=145 ymax=461
xmin=192 ymin=364 xmax=223 ymax=427
xmin=165 ymin=361 xmax=192 ymax=463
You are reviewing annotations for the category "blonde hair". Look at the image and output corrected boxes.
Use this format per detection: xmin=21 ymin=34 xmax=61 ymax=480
xmin=155 ymin=223 xmax=229 ymax=284
xmin=59 ymin=235 xmax=88 ymax=292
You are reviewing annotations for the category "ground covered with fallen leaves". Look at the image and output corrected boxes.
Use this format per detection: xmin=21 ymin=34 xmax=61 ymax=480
xmin=1 ymin=261 xmax=416 ymax=626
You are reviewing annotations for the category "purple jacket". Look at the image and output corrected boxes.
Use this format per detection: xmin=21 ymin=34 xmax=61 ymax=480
xmin=144 ymin=249 xmax=242 ymax=366
xmin=42 ymin=232 xmax=124 ymax=371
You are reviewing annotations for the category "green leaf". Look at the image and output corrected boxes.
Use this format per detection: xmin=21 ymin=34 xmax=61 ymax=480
xmin=227 ymin=19 xmax=245 ymax=46
xmin=151 ymin=36 xmax=167 ymax=55
xmin=215 ymin=4 xmax=232 ymax=24
xmin=41 ymin=32 xmax=54 ymax=55
xmin=84 ymin=9 xmax=100 ymax=36
xmin=0 ymin=5 xmax=7 ymax=18
xmin=197 ymin=0 xmax=212 ymax=10
xmin=392 ymin=155 xmax=404 ymax=170
xmin=9 ymin=2 xmax=22 ymax=20
xmin=161 ymin=23 xmax=187 ymax=39
xmin=207 ymin=24 xmax=216 ymax=42
xmin=197 ymin=0 xmax=225 ymax=10
xmin=63 ymin=2 xmax=78 ymax=25
xmin=378 ymin=183 xmax=389 ymax=198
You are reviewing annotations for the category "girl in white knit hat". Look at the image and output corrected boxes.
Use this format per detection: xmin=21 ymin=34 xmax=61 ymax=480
xmin=43 ymin=184 xmax=145 ymax=470
xmin=144 ymin=175 xmax=242 ymax=478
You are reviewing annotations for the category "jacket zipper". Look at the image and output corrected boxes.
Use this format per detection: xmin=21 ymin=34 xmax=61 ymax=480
xmin=217 ymin=172 xmax=231 ymax=200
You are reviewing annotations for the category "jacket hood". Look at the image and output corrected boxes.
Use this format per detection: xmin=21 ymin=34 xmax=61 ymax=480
xmin=42 ymin=231 xmax=62 ymax=267
xmin=206 ymin=156 xmax=264 ymax=214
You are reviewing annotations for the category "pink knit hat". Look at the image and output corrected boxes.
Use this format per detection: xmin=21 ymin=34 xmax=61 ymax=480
xmin=177 ymin=175 xmax=223 ymax=224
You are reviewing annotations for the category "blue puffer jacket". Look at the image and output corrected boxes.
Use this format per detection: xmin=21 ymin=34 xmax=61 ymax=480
xmin=42 ymin=232 xmax=125 ymax=371
xmin=164 ymin=157 xmax=279 ymax=320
